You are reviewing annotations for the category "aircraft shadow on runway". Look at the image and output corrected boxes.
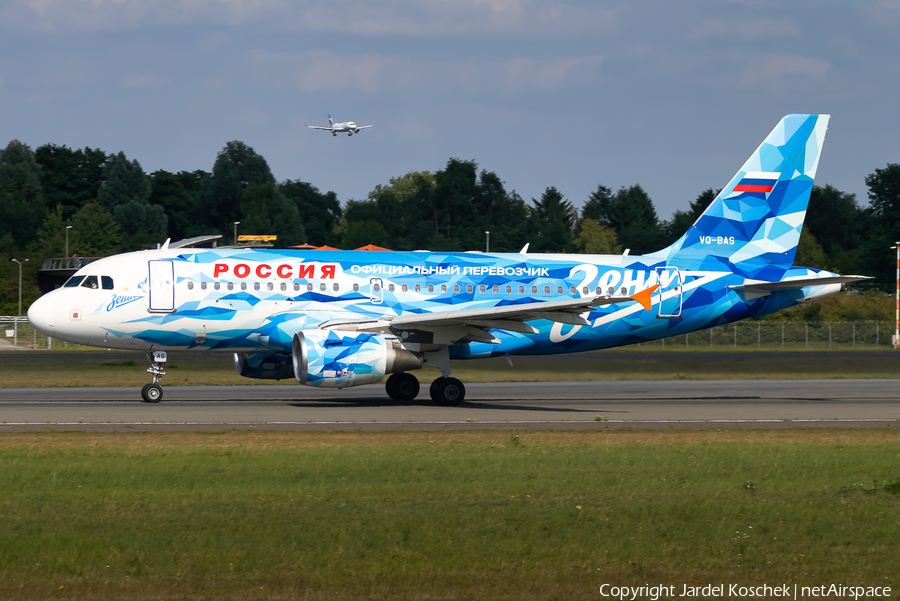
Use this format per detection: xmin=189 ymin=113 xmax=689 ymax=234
xmin=282 ymin=398 xmax=595 ymax=412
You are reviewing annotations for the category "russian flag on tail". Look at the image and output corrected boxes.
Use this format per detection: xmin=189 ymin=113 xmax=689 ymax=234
xmin=733 ymin=171 xmax=780 ymax=194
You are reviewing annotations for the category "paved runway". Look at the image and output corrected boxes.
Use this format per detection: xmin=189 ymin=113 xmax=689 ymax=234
xmin=0 ymin=379 xmax=898 ymax=431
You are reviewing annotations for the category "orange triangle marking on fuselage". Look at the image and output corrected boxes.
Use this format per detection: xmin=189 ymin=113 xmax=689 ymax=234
xmin=629 ymin=284 xmax=660 ymax=311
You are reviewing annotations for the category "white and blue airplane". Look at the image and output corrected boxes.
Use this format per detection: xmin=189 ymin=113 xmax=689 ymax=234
xmin=305 ymin=113 xmax=373 ymax=136
xmin=28 ymin=114 xmax=867 ymax=404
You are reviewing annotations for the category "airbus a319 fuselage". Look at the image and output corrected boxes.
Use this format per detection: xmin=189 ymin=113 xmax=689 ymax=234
xmin=28 ymin=114 xmax=866 ymax=404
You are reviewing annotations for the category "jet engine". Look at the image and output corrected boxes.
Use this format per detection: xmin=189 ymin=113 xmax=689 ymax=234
xmin=292 ymin=330 xmax=422 ymax=388
xmin=233 ymin=352 xmax=294 ymax=380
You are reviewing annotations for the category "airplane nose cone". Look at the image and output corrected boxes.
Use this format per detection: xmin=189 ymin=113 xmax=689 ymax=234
xmin=27 ymin=294 xmax=55 ymax=335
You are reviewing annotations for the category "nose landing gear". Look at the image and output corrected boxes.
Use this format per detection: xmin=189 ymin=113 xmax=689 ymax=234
xmin=142 ymin=350 xmax=167 ymax=403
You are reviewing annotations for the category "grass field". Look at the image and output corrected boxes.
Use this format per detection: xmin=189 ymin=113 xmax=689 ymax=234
xmin=1 ymin=349 xmax=900 ymax=388
xmin=1 ymin=430 xmax=899 ymax=600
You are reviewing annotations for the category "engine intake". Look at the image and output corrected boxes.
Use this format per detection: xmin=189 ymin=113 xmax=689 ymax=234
xmin=292 ymin=330 xmax=422 ymax=388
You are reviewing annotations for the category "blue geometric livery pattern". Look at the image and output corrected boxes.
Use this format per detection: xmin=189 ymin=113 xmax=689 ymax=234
xmin=29 ymin=115 xmax=860 ymax=399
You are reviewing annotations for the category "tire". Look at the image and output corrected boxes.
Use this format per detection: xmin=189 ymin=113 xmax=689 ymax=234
xmin=386 ymin=373 xmax=420 ymax=401
xmin=394 ymin=373 xmax=420 ymax=401
xmin=385 ymin=374 xmax=400 ymax=400
xmin=142 ymin=383 xmax=163 ymax=403
xmin=430 ymin=377 xmax=465 ymax=406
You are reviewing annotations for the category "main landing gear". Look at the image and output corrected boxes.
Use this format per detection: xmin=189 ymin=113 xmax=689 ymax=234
xmin=142 ymin=350 xmax=167 ymax=403
xmin=384 ymin=373 xmax=466 ymax=406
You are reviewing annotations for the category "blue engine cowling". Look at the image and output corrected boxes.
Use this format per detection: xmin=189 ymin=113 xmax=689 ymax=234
xmin=292 ymin=330 xmax=422 ymax=388
xmin=233 ymin=352 xmax=294 ymax=380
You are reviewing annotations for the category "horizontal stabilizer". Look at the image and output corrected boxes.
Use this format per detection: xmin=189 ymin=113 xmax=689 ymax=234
xmin=729 ymin=275 xmax=871 ymax=301
xmin=730 ymin=275 xmax=871 ymax=292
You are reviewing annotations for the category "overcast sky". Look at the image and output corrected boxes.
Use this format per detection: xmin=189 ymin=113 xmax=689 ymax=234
xmin=2 ymin=0 xmax=898 ymax=220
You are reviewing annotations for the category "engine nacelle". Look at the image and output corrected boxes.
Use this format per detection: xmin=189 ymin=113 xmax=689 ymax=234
xmin=234 ymin=352 xmax=294 ymax=380
xmin=292 ymin=330 xmax=422 ymax=388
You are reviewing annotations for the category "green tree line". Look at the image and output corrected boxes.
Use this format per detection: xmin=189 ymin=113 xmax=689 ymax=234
xmin=1 ymin=137 xmax=898 ymax=314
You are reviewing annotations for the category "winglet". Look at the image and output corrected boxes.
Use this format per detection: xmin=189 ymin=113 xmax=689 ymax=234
xmin=629 ymin=284 xmax=659 ymax=311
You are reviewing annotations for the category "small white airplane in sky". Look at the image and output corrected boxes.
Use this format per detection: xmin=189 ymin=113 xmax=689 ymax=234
xmin=306 ymin=114 xmax=373 ymax=136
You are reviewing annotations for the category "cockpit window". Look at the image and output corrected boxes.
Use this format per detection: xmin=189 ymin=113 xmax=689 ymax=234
xmin=101 ymin=276 xmax=114 ymax=290
xmin=64 ymin=276 xmax=85 ymax=288
xmin=81 ymin=275 xmax=99 ymax=289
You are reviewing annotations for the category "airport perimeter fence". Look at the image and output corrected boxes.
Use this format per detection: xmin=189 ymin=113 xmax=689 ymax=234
xmin=1 ymin=316 xmax=898 ymax=351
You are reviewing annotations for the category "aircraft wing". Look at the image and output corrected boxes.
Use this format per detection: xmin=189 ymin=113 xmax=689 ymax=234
xmin=356 ymin=125 xmax=374 ymax=129
xmin=305 ymin=125 xmax=334 ymax=131
xmin=321 ymin=285 xmax=658 ymax=340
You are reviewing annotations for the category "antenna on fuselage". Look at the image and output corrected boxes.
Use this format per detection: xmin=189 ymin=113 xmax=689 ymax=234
xmin=519 ymin=243 xmax=529 ymax=254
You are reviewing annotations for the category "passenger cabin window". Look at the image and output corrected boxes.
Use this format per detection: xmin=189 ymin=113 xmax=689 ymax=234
xmin=401 ymin=284 xmax=408 ymax=293
xmin=267 ymin=283 xmax=274 ymax=291
xmin=531 ymin=285 xmax=538 ymax=294
xmin=187 ymin=281 xmax=194 ymax=290
xmin=254 ymin=282 xmax=260 ymax=291
xmin=281 ymin=283 xmax=287 ymax=292
xmin=307 ymin=283 xmax=313 ymax=291
xmin=518 ymin=285 xmax=525 ymax=294
xmin=493 ymin=285 xmax=499 ymax=294
xmin=227 ymin=282 xmax=234 ymax=291
xmin=479 ymin=285 xmax=486 ymax=293
xmin=214 ymin=282 xmax=220 ymax=290
xmin=453 ymin=284 xmax=460 ymax=293
xmin=101 ymin=276 xmax=114 ymax=290
xmin=466 ymin=285 xmax=473 ymax=294
xmin=428 ymin=284 xmax=434 ymax=293
xmin=569 ymin=286 xmax=576 ymax=295
xmin=414 ymin=284 xmax=421 ymax=292
xmin=294 ymin=283 xmax=300 ymax=291
xmin=441 ymin=284 xmax=447 ymax=293
xmin=319 ymin=283 xmax=326 ymax=291
xmin=353 ymin=283 xmax=359 ymax=292
xmin=241 ymin=282 xmax=247 ymax=291
xmin=333 ymin=283 xmax=339 ymax=292
xmin=64 ymin=276 xmax=85 ymax=288
xmin=544 ymin=286 xmax=551 ymax=295
xmin=505 ymin=285 xmax=511 ymax=294
xmin=557 ymin=286 xmax=564 ymax=295
xmin=388 ymin=284 xmax=395 ymax=292
xmin=201 ymin=282 xmax=207 ymax=290
xmin=81 ymin=276 xmax=99 ymax=289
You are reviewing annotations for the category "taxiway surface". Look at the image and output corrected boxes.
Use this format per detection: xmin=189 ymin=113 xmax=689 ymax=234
xmin=0 ymin=379 xmax=897 ymax=431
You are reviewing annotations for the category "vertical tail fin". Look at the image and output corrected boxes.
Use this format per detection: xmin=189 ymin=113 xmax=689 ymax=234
xmin=328 ymin=113 xmax=333 ymax=127
xmin=662 ymin=114 xmax=830 ymax=266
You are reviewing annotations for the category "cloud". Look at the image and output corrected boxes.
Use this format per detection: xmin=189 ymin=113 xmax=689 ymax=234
xmin=686 ymin=17 xmax=800 ymax=41
xmin=740 ymin=53 xmax=830 ymax=89
xmin=499 ymin=56 xmax=605 ymax=92
xmin=244 ymin=50 xmax=605 ymax=96
xmin=2 ymin=0 xmax=617 ymax=36
xmin=121 ymin=74 xmax=166 ymax=89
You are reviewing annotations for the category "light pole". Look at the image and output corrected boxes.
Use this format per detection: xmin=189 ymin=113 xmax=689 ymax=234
xmin=65 ymin=225 xmax=72 ymax=264
xmin=892 ymin=242 xmax=900 ymax=349
xmin=233 ymin=221 xmax=241 ymax=246
xmin=485 ymin=230 xmax=490 ymax=253
xmin=11 ymin=258 xmax=28 ymax=348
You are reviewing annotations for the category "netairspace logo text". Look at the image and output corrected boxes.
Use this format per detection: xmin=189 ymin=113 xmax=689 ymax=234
xmin=598 ymin=583 xmax=892 ymax=600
